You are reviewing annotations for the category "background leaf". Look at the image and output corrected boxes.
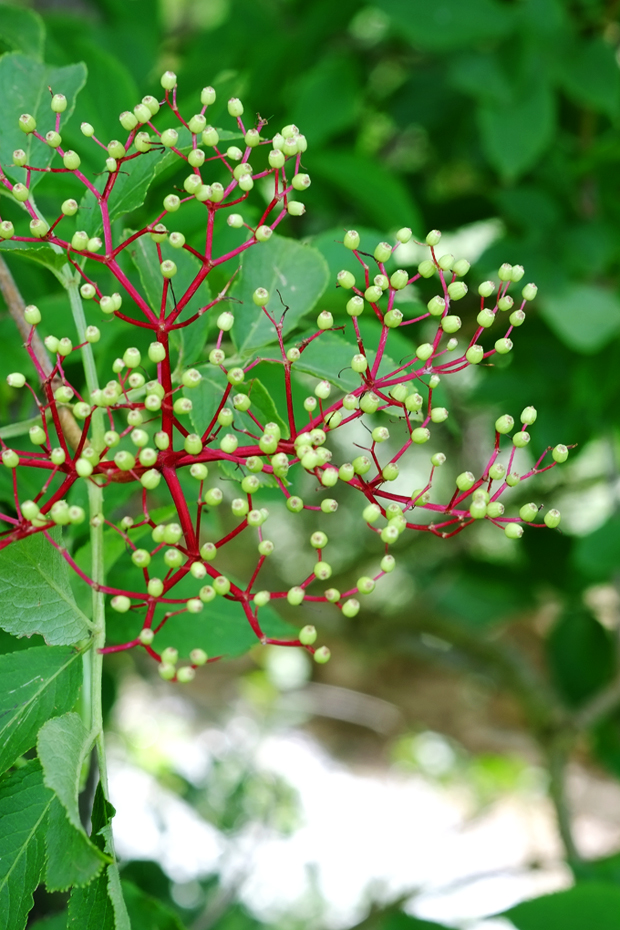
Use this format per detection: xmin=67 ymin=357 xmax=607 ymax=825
xmin=539 ymin=284 xmax=620 ymax=354
xmin=231 ymin=235 xmax=329 ymax=356
xmin=0 ymin=644 xmax=82 ymax=774
xmin=0 ymin=529 xmax=92 ymax=645
xmin=0 ymin=760 xmax=52 ymax=930
xmin=503 ymin=884 xmax=620 ymax=930
xmin=0 ymin=6 xmax=45 ymax=60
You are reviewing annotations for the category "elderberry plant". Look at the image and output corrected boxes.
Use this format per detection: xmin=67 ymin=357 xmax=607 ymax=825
xmin=0 ymin=69 xmax=570 ymax=926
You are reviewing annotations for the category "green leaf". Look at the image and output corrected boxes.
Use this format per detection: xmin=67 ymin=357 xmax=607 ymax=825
xmin=0 ymin=528 xmax=92 ymax=644
xmin=231 ymin=235 xmax=329 ymax=356
xmin=539 ymin=284 xmax=620 ymax=354
xmin=503 ymin=884 xmax=620 ymax=930
xmin=122 ymin=881 xmax=186 ymax=930
xmin=478 ymin=77 xmax=555 ymax=180
xmin=0 ymin=54 xmax=86 ymax=190
xmin=376 ymin=0 xmax=514 ymax=51
xmin=288 ymin=54 xmax=361 ymax=146
xmin=559 ymin=37 xmax=620 ymax=118
xmin=126 ymin=229 xmax=211 ymax=367
xmin=573 ymin=516 xmax=620 ymax=581
xmin=45 ymin=795 xmax=107 ymax=890
xmin=0 ymin=6 xmax=45 ymax=59
xmin=67 ymin=781 xmax=130 ymax=930
xmin=449 ymin=51 xmax=513 ymax=106
xmin=38 ymin=712 xmax=93 ymax=831
xmin=0 ymin=644 xmax=82 ymax=775
xmin=291 ymin=332 xmax=398 ymax=393
xmin=310 ymin=151 xmax=422 ymax=232
xmin=38 ymin=712 xmax=110 ymax=890
xmin=187 ymin=368 xmax=229 ymax=435
xmin=0 ymin=760 xmax=53 ymax=930
xmin=28 ymin=915 xmax=68 ymax=930
xmin=0 ymin=240 xmax=70 ymax=281
xmin=547 ymin=608 xmax=615 ymax=709
xmin=237 ymin=378 xmax=290 ymax=439
xmin=80 ymin=129 xmax=194 ymax=237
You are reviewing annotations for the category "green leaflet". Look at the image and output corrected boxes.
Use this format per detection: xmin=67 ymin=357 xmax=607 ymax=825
xmin=231 ymin=234 xmax=329 ymax=357
xmin=0 ymin=240 xmax=69 ymax=283
xmin=0 ymin=53 xmax=86 ymax=190
xmin=0 ymin=644 xmax=82 ymax=774
xmin=503 ymin=883 xmax=620 ymax=930
xmin=0 ymin=528 xmax=92 ymax=644
xmin=38 ymin=713 xmax=111 ymax=891
xmin=290 ymin=332 xmax=398 ymax=392
xmin=0 ymin=760 xmax=53 ymax=930
xmin=67 ymin=781 xmax=130 ymax=930
xmin=539 ymin=284 xmax=620 ymax=354
xmin=122 ymin=880 xmax=186 ymax=930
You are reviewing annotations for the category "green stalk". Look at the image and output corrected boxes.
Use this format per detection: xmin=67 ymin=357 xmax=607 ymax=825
xmin=67 ymin=280 xmax=110 ymax=800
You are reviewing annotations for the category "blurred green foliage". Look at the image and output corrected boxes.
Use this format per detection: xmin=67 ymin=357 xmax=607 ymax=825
xmin=2 ymin=0 xmax=620 ymax=927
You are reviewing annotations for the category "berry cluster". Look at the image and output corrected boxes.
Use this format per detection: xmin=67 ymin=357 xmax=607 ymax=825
xmin=0 ymin=73 xmax=569 ymax=682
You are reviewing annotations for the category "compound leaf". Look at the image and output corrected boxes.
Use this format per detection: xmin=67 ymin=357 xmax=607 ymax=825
xmin=0 ymin=644 xmax=82 ymax=775
xmin=0 ymin=760 xmax=53 ymax=930
xmin=0 ymin=528 xmax=92 ymax=644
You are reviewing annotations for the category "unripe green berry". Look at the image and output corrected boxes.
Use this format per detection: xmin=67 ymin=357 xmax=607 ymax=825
xmin=513 ymin=431 xmax=530 ymax=448
xmin=416 ymin=343 xmax=434 ymax=361
xmin=447 ymin=281 xmax=467 ymax=300
xmin=384 ymin=309 xmax=403 ymax=328
xmin=405 ymin=393 xmax=423 ymax=412
xmin=489 ymin=462 xmax=506 ymax=480
xmin=441 ymin=315 xmax=461 ymax=333
xmin=505 ymin=523 xmax=524 ymax=539
xmin=495 ymin=338 xmax=513 ymax=354
xmin=390 ymin=269 xmax=409 ymax=290
xmin=382 ymin=463 xmax=399 ymax=481
xmin=430 ymin=407 xmax=448 ymax=423
xmin=374 ymin=241 xmax=392 ymax=263
xmin=456 ymin=471 xmax=475 ymax=491
xmin=0 ymin=220 xmax=15 ymax=240
xmin=506 ymin=472 xmax=521 ymax=487
xmin=343 ymin=394 xmax=359 ymax=410
xmin=544 ymin=509 xmax=561 ymax=528
xmin=45 ymin=130 xmax=61 ymax=148
xmin=314 ymin=646 xmax=331 ymax=664
xmin=519 ymin=502 xmax=538 ymax=522
xmin=344 ymin=230 xmax=360 ymax=250
xmin=478 ymin=281 xmax=495 ymax=298
xmin=510 ymin=310 xmax=526 ymax=327
xmin=340 ymin=598 xmax=359 ymax=619
xmin=520 ymin=406 xmax=537 ymax=425
xmin=12 ymin=183 xmax=29 ymax=202
xmin=111 ymin=595 xmax=131 ymax=613
xmin=477 ymin=309 xmax=495 ymax=328
xmin=346 ymin=296 xmax=364 ymax=316
xmin=114 ymin=450 xmax=136 ymax=471
xmin=495 ymin=415 xmax=514 ymax=434
xmin=552 ymin=444 xmax=569 ymax=463
xmin=522 ymin=283 xmax=538 ymax=301
xmin=466 ymin=345 xmax=484 ymax=364
xmin=359 ymin=392 xmax=380 ymax=413
xmin=18 ymin=112 xmax=36 ymax=133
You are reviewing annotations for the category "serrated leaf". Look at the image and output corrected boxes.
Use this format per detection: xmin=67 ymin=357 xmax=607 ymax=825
xmin=0 ymin=644 xmax=82 ymax=775
xmin=67 ymin=781 xmax=130 ymax=930
xmin=231 ymin=235 xmax=329 ymax=356
xmin=539 ymin=284 xmax=620 ymax=354
xmin=38 ymin=713 xmax=111 ymax=890
xmin=38 ymin=712 xmax=92 ymax=831
xmin=0 ymin=760 xmax=53 ymax=930
xmin=0 ymin=6 xmax=44 ymax=60
xmin=0 ymin=528 xmax=92 ymax=644
xmin=45 ymin=795 xmax=107 ymax=891
xmin=0 ymin=54 xmax=86 ymax=190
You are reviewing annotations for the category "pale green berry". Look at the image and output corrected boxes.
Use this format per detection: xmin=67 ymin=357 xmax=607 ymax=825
xmin=447 ymin=281 xmax=467 ymax=300
xmin=456 ymin=471 xmax=475 ymax=491
xmin=288 ymin=201 xmax=306 ymax=216
xmin=452 ymin=259 xmax=470 ymax=276
xmin=396 ymin=227 xmax=412 ymax=243
xmin=519 ymin=502 xmax=538 ymax=522
xmin=360 ymin=392 xmax=380 ymax=413
xmin=431 ymin=453 xmax=446 ymax=467
xmin=123 ymin=347 xmax=141 ymax=368
xmin=114 ymin=451 xmax=136 ymax=471
xmin=2 ymin=449 xmax=19 ymax=468
xmin=405 ymin=393 xmax=423 ymax=412
xmin=357 ymin=576 xmax=375 ymax=595
xmin=477 ymin=309 xmax=495 ymax=328
xmin=409 ymin=427 xmax=429 ymax=445
xmin=372 ymin=426 xmax=389 ymax=442
xmin=353 ymin=455 xmax=371 ymax=475
xmin=50 ymin=448 xmax=66 ymax=465
xmin=486 ymin=502 xmax=505 ymax=518
xmin=478 ymin=281 xmax=495 ymax=298
xmin=495 ymin=338 xmax=513 ymax=354
xmin=510 ymin=310 xmax=526 ymax=327
xmin=513 ymin=431 xmax=530 ymax=448
xmin=111 ymin=595 xmax=132 ymax=613
xmin=228 ymin=97 xmax=244 ymax=117
xmin=314 ymin=646 xmax=331 ymax=664
xmin=286 ymin=586 xmax=304 ymax=606
xmin=316 ymin=311 xmax=333 ymax=330
xmin=425 ymin=229 xmax=441 ymax=246
xmin=390 ymin=269 xmax=409 ymax=290
xmin=505 ymin=523 xmax=523 ymax=539
xmin=416 ymin=343 xmax=434 ymax=361
xmin=384 ymin=309 xmax=403 ymax=328
xmin=12 ymin=183 xmax=29 ymax=202
xmin=506 ymin=472 xmax=521 ymax=487
xmin=497 ymin=296 xmax=513 ymax=312
xmin=544 ymin=509 xmax=561 ymax=528
xmin=343 ymin=394 xmax=359 ymax=410
xmin=417 ymin=260 xmax=435 ymax=279
xmin=495 ymin=415 xmax=514 ymax=434
xmin=521 ymin=406 xmax=537 ymax=425
xmin=29 ymin=218 xmax=49 ymax=238
xmin=18 ymin=112 xmax=36 ymax=133
xmin=552 ymin=444 xmax=569 ymax=463
xmin=427 ymin=295 xmax=446 ymax=315
xmin=522 ymin=283 xmax=538 ymax=301
xmin=364 ymin=285 xmax=382 ymax=303
xmin=374 ymin=241 xmax=392 ymax=263
xmin=344 ymin=230 xmax=360 ymax=250
xmin=338 ymin=598 xmax=359 ymax=619
xmin=0 ymin=220 xmax=15 ymax=240
xmin=298 ymin=625 xmax=316 ymax=646
xmin=466 ymin=345 xmax=484 ymax=364
xmin=7 ymin=372 xmax=26 ymax=389
xmin=382 ymin=462 xmax=399 ymax=481
xmin=489 ymin=462 xmax=506 ymax=480
xmin=134 ymin=132 xmax=152 ymax=152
